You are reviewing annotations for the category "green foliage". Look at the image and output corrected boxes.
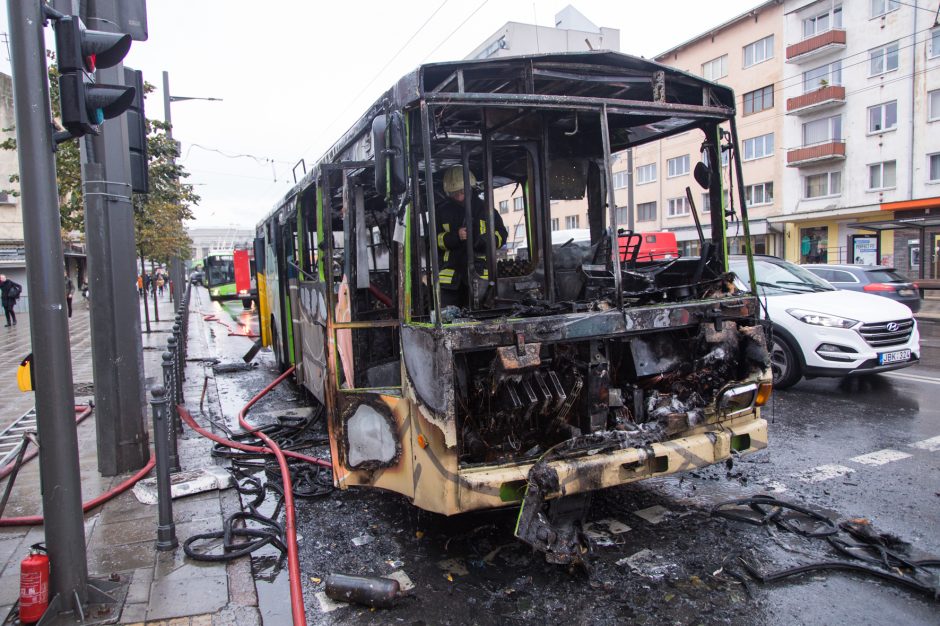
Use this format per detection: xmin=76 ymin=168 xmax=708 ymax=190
xmin=1 ymin=59 xmax=198 ymax=260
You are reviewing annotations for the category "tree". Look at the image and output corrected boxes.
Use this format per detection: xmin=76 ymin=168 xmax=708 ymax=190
xmin=1 ymin=53 xmax=84 ymax=233
xmin=2 ymin=61 xmax=199 ymax=258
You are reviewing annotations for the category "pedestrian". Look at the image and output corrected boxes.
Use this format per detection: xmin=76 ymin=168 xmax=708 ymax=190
xmin=137 ymin=274 xmax=143 ymax=297
xmin=65 ymin=272 xmax=74 ymax=318
xmin=156 ymin=273 xmax=165 ymax=296
xmin=0 ymin=274 xmax=22 ymax=327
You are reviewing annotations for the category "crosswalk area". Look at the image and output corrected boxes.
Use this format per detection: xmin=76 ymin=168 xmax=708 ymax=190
xmin=795 ymin=435 xmax=940 ymax=484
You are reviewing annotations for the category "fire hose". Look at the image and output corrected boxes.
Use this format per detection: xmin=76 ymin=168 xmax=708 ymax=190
xmin=178 ymin=365 xmax=331 ymax=626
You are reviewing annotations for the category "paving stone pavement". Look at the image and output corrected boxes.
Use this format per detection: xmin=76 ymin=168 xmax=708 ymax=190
xmin=0 ymin=288 xmax=261 ymax=625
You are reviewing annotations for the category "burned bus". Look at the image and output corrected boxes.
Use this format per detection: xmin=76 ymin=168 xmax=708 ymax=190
xmin=255 ymin=51 xmax=772 ymax=558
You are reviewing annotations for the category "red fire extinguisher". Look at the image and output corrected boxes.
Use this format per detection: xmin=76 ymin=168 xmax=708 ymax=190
xmin=19 ymin=544 xmax=49 ymax=624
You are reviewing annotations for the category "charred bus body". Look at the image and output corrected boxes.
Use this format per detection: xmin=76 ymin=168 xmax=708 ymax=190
xmin=255 ymin=52 xmax=771 ymax=523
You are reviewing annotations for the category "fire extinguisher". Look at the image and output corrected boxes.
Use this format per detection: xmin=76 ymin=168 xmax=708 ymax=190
xmin=19 ymin=543 xmax=49 ymax=624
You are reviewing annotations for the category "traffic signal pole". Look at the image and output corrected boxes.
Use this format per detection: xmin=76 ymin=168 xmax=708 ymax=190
xmin=81 ymin=0 xmax=150 ymax=475
xmin=7 ymin=0 xmax=89 ymax=607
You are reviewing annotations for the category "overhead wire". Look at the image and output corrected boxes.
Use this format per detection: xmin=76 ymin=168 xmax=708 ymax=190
xmin=293 ymin=0 xmax=455 ymax=165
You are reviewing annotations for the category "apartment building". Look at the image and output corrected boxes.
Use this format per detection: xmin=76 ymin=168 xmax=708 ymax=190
xmin=648 ymin=1 xmax=785 ymax=257
xmin=471 ymin=5 xmax=620 ymax=253
xmin=778 ymin=0 xmax=940 ymax=278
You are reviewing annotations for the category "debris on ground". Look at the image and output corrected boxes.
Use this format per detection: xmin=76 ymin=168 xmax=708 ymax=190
xmin=324 ymin=573 xmax=401 ymax=608
xmin=634 ymin=504 xmax=670 ymax=525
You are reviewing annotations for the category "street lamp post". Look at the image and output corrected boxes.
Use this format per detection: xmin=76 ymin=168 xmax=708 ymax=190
xmin=161 ymin=71 xmax=222 ymax=307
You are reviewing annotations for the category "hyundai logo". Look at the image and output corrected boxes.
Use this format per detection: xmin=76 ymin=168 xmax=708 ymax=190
xmin=886 ymin=322 xmax=900 ymax=332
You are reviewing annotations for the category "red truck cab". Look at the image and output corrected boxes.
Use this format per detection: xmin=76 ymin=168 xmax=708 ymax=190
xmin=619 ymin=231 xmax=679 ymax=263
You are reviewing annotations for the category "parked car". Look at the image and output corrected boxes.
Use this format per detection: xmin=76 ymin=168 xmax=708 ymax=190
xmin=802 ymin=264 xmax=921 ymax=313
xmin=189 ymin=270 xmax=204 ymax=286
xmin=729 ymin=256 xmax=920 ymax=389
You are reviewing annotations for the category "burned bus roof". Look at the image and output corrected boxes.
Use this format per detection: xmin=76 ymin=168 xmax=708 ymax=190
xmin=260 ymin=51 xmax=737 ymax=228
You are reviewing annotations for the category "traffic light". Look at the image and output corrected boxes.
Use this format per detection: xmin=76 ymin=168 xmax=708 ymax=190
xmin=52 ymin=15 xmax=134 ymax=142
xmin=123 ymin=68 xmax=149 ymax=194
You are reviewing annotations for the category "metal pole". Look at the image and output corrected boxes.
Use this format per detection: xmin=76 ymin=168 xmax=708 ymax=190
xmin=83 ymin=0 xmax=149 ymax=476
xmin=7 ymin=0 xmax=88 ymax=605
xmin=150 ymin=385 xmax=178 ymax=550
xmin=626 ymin=148 xmax=635 ymax=232
xmin=140 ymin=249 xmax=151 ymax=333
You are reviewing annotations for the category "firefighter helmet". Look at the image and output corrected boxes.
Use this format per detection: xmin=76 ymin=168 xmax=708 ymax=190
xmin=442 ymin=166 xmax=476 ymax=194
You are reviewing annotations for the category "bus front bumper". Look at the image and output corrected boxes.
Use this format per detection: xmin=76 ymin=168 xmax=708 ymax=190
xmin=456 ymin=417 xmax=767 ymax=513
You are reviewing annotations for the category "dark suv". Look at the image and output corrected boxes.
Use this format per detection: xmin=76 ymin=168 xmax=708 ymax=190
xmin=802 ymin=264 xmax=921 ymax=313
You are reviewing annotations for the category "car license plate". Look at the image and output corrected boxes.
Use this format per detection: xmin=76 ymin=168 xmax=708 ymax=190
xmin=898 ymin=288 xmax=915 ymax=296
xmin=879 ymin=349 xmax=911 ymax=365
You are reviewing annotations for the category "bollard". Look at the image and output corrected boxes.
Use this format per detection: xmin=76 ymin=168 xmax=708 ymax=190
xmin=150 ymin=385 xmax=178 ymax=551
xmin=162 ymin=351 xmax=181 ymax=472
xmin=174 ymin=314 xmax=185 ymax=367
xmin=171 ymin=324 xmax=184 ymax=401
xmin=167 ymin=335 xmax=182 ymax=426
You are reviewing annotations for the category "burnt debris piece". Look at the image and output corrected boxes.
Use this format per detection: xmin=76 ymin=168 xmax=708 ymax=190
xmin=324 ymin=573 xmax=401 ymax=608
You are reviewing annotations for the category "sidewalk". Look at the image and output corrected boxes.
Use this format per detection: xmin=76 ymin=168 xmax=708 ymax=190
xmin=0 ymin=289 xmax=261 ymax=625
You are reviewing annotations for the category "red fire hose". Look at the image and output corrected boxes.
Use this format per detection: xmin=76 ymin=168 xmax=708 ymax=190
xmin=179 ymin=365 xmax=329 ymax=626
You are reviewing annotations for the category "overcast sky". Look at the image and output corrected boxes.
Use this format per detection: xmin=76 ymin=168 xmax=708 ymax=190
xmin=1 ymin=0 xmax=761 ymax=230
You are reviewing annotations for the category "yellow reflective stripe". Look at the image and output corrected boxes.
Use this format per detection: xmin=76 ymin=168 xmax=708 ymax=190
xmin=495 ymin=230 xmax=503 ymax=247
xmin=479 ymin=220 xmax=486 ymax=235
xmin=439 ymin=268 xmax=455 ymax=284
xmin=443 ymin=251 xmax=449 ymax=262
xmin=480 ymin=270 xmax=489 ymax=280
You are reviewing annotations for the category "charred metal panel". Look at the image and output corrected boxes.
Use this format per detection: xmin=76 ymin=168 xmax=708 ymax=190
xmin=401 ymin=325 xmax=452 ymax=417
xmin=297 ymin=283 xmax=328 ymax=403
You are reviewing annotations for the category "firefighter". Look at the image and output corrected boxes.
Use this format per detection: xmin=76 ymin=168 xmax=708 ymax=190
xmin=436 ymin=166 xmax=507 ymax=308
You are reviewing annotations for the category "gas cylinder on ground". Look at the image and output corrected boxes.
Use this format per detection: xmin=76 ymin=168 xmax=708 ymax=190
xmin=19 ymin=546 xmax=49 ymax=624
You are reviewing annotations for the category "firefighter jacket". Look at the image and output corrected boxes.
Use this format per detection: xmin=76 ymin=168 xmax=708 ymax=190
xmin=436 ymin=194 xmax=508 ymax=289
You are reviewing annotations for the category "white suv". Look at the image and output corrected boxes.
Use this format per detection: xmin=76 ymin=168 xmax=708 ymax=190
xmin=730 ymin=256 xmax=920 ymax=389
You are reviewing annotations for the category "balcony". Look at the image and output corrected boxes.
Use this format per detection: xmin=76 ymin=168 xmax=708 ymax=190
xmin=786 ymin=85 xmax=846 ymax=115
xmin=787 ymin=141 xmax=845 ymax=167
xmin=786 ymin=29 xmax=846 ymax=63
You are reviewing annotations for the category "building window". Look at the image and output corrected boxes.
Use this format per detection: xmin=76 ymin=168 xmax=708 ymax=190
xmin=803 ymin=60 xmax=842 ymax=93
xmin=802 ymin=115 xmax=842 ymax=145
xmin=612 ymin=170 xmax=628 ymax=189
xmin=803 ymin=5 xmax=842 ymax=39
xmin=701 ymin=190 xmax=729 ymax=212
xmin=702 ymin=55 xmax=728 ymax=81
xmin=745 ymin=182 xmax=774 ymax=206
xmin=800 ymin=226 xmax=829 ymax=264
xmin=929 ymin=90 xmax=940 ymax=121
xmin=512 ymin=224 xmax=525 ymax=241
xmin=667 ymin=155 xmax=690 ymax=178
xmin=616 ymin=206 xmax=629 ymax=225
xmin=743 ymin=35 xmax=774 ymax=68
xmin=667 ymin=197 xmax=689 ymax=217
xmin=868 ymin=101 xmax=898 ymax=133
xmin=931 ymin=29 xmax=940 ymax=59
xmin=804 ymin=171 xmax=842 ymax=198
xmin=870 ymin=0 xmax=899 ymax=18
xmin=637 ymin=201 xmax=656 ymax=222
xmin=636 ymin=163 xmax=656 ymax=184
xmin=550 ymin=218 xmax=560 ymax=231
xmin=930 ymin=154 xmax=940 ymax=182
xmin=499 ymin=200 xmax=509 ymax=214
xmin=868 ymin=161 xmax=897 ymax=190
xmin=564 ymin=215 xmax=580 ymax=229
xmin=869 ymin=42 xmax=900 ymax=76
xmin=743 ymin=85 xmax=774 ymax=115
xmin=743 ymin=133 xmax=774 ymax=160
xmin=513 ymin=196 xmax=524 ymax=211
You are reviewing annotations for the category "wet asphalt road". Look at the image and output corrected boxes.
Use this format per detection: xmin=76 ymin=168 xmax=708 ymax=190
xmin=200 ymin=293 xmax=940 ymax=625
